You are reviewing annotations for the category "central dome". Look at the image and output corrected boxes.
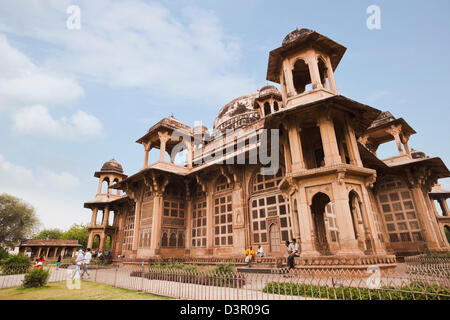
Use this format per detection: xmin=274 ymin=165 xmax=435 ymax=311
xmin=213 ymin=92 xmax=261 ymax=132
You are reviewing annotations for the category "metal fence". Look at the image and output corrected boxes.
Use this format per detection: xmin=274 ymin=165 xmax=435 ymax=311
xmin=1 ymin=264 xmax=449 ymax=300
xmin=404 ymin=254 xmax=450 ymax=279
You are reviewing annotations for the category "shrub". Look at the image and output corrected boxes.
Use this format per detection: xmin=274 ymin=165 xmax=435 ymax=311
xmin=262 ymin=281 xmax=450 ymax=300
xmin=214 ymin=262 xmax=235 ymax=273
xmin=0 ymin=254 xmax=31 ymax=275
xmin=0 ymin=247 xmax=9 ymax=261
xmin=181 ymin=264 xmax=198 ymax=272
xmin=22 ymin=268 xmax=50 ymax=288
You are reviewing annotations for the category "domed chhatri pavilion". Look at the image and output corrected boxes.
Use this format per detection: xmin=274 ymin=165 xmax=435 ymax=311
xmin=84 ymin=29 xmax=450 ymax=268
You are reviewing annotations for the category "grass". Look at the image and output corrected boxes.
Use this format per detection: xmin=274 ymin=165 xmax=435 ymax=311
xmin=0 ymin=281 xmax=172 ymax=300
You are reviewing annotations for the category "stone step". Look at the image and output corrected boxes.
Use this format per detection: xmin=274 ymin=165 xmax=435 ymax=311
xmin=237 ymin=267 xmax=289 ymax=274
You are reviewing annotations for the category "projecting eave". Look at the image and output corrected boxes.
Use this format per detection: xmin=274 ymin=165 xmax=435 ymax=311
xmin=358 ymin=142 xmax=389 ymax=171
xmin=266 ymin=95 xmax=381 ymax=137
xmin=387 ymin=157 xmax=450 ymax=179
xmin=136 ymin=117 xmax=193 ymax=144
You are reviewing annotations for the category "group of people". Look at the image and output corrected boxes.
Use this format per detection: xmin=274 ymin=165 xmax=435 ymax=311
xmin=244 ymin=239 xmax=300 ymax=270
xmin=244 ymin=245 xmax=266 ymax=267
xmin=72 ymin=248 xmax=92 ymax=280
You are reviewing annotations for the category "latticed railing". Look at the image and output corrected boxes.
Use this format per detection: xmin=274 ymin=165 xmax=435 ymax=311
xmin=404 ymin=254 xmax=450 ymax=279
xmin=1 ymin=264 xmax=449 ymax=300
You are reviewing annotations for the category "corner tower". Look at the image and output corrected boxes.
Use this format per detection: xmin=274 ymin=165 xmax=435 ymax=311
xmin=270 ymin=29 xmax=388 ymax=260
xmin=84 ymin=159 xmax=127 ymax=252
xmin=267 ymin=28 xmax=345 ymax=108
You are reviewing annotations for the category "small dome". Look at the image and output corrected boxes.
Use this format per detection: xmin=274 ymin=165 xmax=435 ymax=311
xmin=258 ymin=85 xmax=281 ymax=99
xmin=282 ymin=28 xmax=313 ymax=46
xmin=411 ymin=149 xmax=427 ymax=159
xmin=100 ymin=158 xmax=124 ymax=174
xmin=213 ymin=92 xmax=261 ymax=132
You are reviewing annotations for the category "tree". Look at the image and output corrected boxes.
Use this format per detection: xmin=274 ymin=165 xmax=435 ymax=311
xmin=61 ymin=224 xmax=89 ymax=248
xmin=0 ymin=194 xmax=40 ymax=249
xmin=33 ymin=228 xmax=64 ymax=240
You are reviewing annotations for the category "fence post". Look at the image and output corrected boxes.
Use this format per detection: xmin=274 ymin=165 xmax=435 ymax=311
xmin=140 ymin=262 xmax=145 ymax=292
xmin=113 ymin=265 xmax=118 ymax=287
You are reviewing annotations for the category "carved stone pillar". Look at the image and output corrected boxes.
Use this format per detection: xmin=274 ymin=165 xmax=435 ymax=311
xmin=90 ymin=208 xmax=98 ymax=227
xmin=287 ymin=124 xmax=306 ymax=172
xmin=332 ymin=182 xmax=363 ymax=256
xmin=205 ymin=190 xmax=214 ymax=254
xmin=143 ymin=141 xmax=151 ymax=168
xmin=344 ymin=116 xmax=363 ymax=167
xmin=158 ymin=131 xmax=170 ymax=162
xmin=102 ymin=207 xmax=110 ymax=227
xmin=149 ymin=192 xmax=163 ymax=255
xmin=307 ymin=54 xmax=323 ymax=90
xmin=318 ymin=115 xmax=341 ymax=166
xmin=438 ymin=199 xmax=449 ymax=216
xmin=387 ymin=125 xmax=405 ymax=156
xmin=296 ymin=187 xmax=320 ymax=257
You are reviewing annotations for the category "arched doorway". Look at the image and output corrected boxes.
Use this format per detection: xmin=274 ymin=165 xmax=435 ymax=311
xmin=444 ymin=225 xmax=450 ymax=245
xmin=105 ymin=235 xmax=112 ymax=253
xmin=269 ymin=223 xmax=281 ymax=253
xmin=311 ymin=192 xmax=331 ymax=255
xmin=92 ymin=235 xmax=100 ymax=251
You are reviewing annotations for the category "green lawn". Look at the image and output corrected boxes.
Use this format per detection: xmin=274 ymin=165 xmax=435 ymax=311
xmin=0 ymin=281 xmax=172 ymax=300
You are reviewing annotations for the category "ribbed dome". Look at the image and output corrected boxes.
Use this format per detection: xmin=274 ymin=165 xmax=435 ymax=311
xmin=100 ymin=158 xmax=124 ymax=174
xmin=282 ymin=28 xmax=313 ymax=46
xmin=258 ymin=85 xmax=281 ymax=99
xmin=213 ymin=92 xmax=261 ymax=132
xmin=411 ymin=149 xmax=427 ymax=159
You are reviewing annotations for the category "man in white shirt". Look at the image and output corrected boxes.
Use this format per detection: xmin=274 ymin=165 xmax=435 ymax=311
xmin=287 ymin=238 xmax=299 ymax=270
xmin=256 ymin=245 xmax=266 ymax=258
xmin=72 ymin=249 xmax=84 ymax=280
xmin=81 ymin=248 xmax=92 ymax=279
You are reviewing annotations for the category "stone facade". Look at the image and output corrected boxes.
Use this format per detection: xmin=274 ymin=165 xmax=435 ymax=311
xmin=83 ymin=28 xmax=450 ymax=264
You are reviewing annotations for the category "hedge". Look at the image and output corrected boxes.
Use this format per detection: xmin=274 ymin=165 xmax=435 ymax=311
xmin=262 ymin=281 xmax=450 ymax=300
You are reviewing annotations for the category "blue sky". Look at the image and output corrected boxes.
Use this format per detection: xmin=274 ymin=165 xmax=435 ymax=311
xmin=0 ymin=0 xmax=449 ymax=230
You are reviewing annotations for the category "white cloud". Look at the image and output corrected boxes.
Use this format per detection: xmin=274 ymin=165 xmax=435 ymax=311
xmin=0 ymin=155 xmax=84 ymax=229
xmin=0 ymin=155 xmax=33 ymax=186
xmin=0 ymin=34 xmax=84 ymax=111
xmin=0 ymin=0 xmax=256 ymax=103
xmin=0 ymin=154 xmax=80 ymax=190
xmin=0 ymin=33 xmax=104 ymax=141
xmin=11 ymin=105 xmax=105 ymax=141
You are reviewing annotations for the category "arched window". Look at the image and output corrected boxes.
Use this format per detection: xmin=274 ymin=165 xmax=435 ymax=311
xmin=264 ymin=102 xmax=271 ymax=116
xmin=273 ymin=101 xmax=279 ymax=112
xmin=377 ymin=177 xmax=423 ymax=243
xmin=113 ymin=178 xmax=120 ymax=195
xmin=292 ymin=59 xmax=311 ymax=94
xmin=161 ymin=232 xmax=168 ymax=247
xmin=317 ymin=56 xmax=329 ymax=90
xmin=215 ymin=175 xmax=231 ymax=192
xmin=177 ymin=232 xmax=184 ymax=248
xmin=169 ymin=232 xmax=177 ymax=247
xmin=250 ymin=168 xmax=293 ymax=246
xmin=214 ymin=175 xmax=233 ymax=247
xmin=101 ymin=178 xmax=109 ymax=194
